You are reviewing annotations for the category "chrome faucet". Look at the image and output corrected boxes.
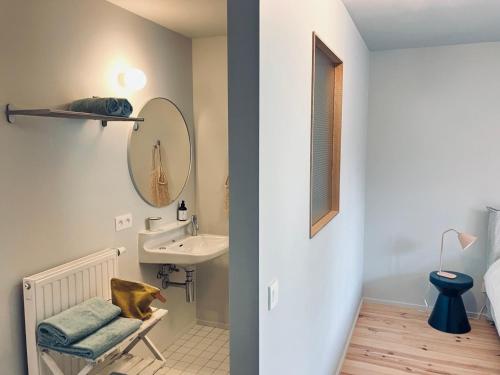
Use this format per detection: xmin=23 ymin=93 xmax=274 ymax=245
xmin=191 ymin=215 xmax=199 ymax=236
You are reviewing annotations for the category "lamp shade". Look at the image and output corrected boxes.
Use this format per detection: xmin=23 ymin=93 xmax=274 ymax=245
xmin=458 ymin=232 xmax=477 ymax=250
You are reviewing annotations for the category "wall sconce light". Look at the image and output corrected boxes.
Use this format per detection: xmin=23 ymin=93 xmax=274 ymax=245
xmin=119 ymin=67 xmax=147 ymax=91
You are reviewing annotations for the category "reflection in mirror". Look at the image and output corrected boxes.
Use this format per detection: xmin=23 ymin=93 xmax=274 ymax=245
xmin=128 ymin=98 xmax=191 ymax=207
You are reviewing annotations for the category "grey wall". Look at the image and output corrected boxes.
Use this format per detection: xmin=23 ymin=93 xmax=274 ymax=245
xmin=0 ymin=1 xmax=196 ymax=373
xmin=364 ymin=42 xmax=500 ymax=313
xmin=192 ymin=36 xmax=229 ymax=327
xmin=259 ymin=0 xmax=370 ymax=373
xmin=228 ymin=0 xmax=260 ymax=373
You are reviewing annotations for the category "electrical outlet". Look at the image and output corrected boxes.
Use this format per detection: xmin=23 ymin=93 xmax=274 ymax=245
xmin=115 ymin=213 xmax=133 ymax=231
xmin=268 ymin=279 xmax=279 ymax=311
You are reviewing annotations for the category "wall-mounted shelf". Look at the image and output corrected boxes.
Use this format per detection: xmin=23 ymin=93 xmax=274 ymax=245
xmin=5 ymin=104 xmax=144 ymax=127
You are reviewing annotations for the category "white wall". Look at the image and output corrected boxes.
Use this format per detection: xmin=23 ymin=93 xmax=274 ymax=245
xmin=192 ymin=36 xmax=229 ymax=327
xmin=364 ymin=42 xmax=500 ymax=313
xmin=259 ymin=0 xmax=370 ymax=373
xmin=0 ymin=1 xmax=196 ymax=372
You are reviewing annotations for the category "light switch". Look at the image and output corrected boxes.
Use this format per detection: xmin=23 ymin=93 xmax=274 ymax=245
xmin=268 ymin=279 xmax=279 ymax=311
xmin=115 ymin=213 xmax=133 ymax=231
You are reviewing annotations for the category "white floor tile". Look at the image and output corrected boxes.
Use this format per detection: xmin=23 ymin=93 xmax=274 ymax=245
xmin=197 ymin=368 xmax=215 ymax=375
xmin=170 ymin=352 xmax=185 ymax=361
xmin=211 ymin=353 xmax=227 ymax=362
xmin=154 ymin=324 xmax=230 ymax=375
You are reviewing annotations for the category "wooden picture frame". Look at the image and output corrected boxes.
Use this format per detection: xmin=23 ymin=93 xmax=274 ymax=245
xmin=309 ymin=32 xmax=343 ymax=238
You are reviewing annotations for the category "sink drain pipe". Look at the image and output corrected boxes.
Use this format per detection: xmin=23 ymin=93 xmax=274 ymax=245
xmin=157 ymin=264 xmax=195 ymax=303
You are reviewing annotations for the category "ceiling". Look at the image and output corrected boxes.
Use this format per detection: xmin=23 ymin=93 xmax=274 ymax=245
xmin=341 ymin=0 xmax=500 ymax=50
xmin=106 ymin=0 xmax=226 ymax=38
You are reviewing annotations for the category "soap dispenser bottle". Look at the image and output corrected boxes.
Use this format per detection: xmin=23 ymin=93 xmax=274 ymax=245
xmin=177 ymin=200 xmax=188 ymax=221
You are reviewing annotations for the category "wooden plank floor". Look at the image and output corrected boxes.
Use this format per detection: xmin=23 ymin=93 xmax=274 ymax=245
xmin=341 ymin=302 xmax=500 ymax=375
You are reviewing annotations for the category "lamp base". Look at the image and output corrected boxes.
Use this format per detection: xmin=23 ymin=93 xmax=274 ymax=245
xmin=437 ymin=271 xmax=458 ymax=279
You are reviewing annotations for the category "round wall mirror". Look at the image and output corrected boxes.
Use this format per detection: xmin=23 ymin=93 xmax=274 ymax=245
xmin=128 ymin=98 xmax=191 ymax=207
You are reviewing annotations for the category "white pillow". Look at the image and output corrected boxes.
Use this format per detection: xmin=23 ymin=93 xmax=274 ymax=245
xmin=484 ymin=257 xmax=500 ymax=334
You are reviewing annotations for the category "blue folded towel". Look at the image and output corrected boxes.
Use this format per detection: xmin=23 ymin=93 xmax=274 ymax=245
xmin=40 ymin=317 xmax=141 ymax=360
xmin=68 ymin=98 xmax=133 ymax=117
xmin=37 ymin=297 xmax=121 ymax=347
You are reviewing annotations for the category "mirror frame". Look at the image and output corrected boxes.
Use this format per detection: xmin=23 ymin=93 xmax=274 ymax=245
xmin=127 ymin=97 xmax=192 ymax=208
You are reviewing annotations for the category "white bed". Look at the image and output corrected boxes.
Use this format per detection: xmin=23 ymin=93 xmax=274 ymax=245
xmin=484 ymin=207 xmax=500 ymax=334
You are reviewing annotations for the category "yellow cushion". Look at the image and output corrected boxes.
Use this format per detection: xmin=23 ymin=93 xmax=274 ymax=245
xmin=111 ymin=278 xmax=165 ymax=321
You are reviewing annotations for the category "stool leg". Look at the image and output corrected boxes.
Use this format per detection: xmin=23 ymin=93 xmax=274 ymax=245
xmin=429 ymin=293 xmax=471 ymax=334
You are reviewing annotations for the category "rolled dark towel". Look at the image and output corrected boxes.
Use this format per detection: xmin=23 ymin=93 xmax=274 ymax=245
xmin=68 ymin=98 xmax=133 ymax=117
xmin=118 ymin=98 xmax=133 ymax=117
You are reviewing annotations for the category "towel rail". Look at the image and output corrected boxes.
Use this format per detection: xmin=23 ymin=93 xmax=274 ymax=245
xmin=487 ymin=206 xmax=500 ymax=212
xmin=5 ymin=104 xmax=144 ymax=127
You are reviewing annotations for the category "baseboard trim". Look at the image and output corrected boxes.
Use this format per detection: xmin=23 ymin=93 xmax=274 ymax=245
xmin=363 ymin=296 xmax=428 ymax=311
xmin=363 ymin=296 xmax=485 ymax=319
xmin=335 ymin=297 xmax=363 ymax=375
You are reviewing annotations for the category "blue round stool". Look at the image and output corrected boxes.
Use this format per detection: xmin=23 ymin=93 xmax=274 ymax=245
xmin=428 ymin=271 xmax=473 ymax=334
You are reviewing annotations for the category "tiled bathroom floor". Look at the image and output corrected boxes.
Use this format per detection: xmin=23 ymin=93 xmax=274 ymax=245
xmin=98 ymin=324 xmax=229 ymax=375
xmin=158 ymin=324 xmax=230 ymax=375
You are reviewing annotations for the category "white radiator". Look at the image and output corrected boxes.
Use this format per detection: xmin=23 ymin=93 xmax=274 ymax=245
xmin=23 ymin=247 xmax=125 ymax=375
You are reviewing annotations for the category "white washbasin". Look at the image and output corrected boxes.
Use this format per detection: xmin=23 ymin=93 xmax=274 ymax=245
xmin=146 ymin=234 xmax=228 ymax=265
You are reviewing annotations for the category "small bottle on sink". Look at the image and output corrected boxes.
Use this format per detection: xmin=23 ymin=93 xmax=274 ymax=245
xmin=177 ymin=200 xmax=188 ymax=221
